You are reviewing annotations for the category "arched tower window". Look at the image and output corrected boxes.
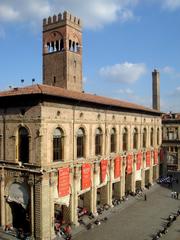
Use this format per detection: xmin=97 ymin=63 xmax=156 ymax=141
xmin=157 ymin=128 xmax=160 ymax=145
xmin=53 ymin=128 xmax=64 ymax=161
xmin=142 ymin=128 xmax=147 ymax=148
xmin=95 ymin=128 xmax=102 ymax=155
xmin=18 ymin=127 xmax=29 ymax=163
xmin=133 ymin=128 xmax=138 ymax=150
xmin=110 ymin=128 xmax=116 ymax=153
xmin=123 ymin=128 xmax=128 ymax=151
xmin=77 ymin=128 xmax=85 ymax=158
xmin=150 ymin=128 xmax=154 ymax=147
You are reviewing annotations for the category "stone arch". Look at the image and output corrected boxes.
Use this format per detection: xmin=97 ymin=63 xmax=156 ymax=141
xmin=75 ymin=124 xmax=88 ymax=137
xmin=5 ymin=181 xmax=30 ymax=232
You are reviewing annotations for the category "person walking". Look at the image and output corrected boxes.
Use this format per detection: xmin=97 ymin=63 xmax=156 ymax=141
xmin=144 ymin=193 xmax=147 ymax=201
xmin=176 ymin=192 xmax=179 ymax=199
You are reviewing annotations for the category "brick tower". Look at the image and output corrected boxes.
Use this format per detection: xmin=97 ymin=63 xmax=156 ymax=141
xmin=43 ymin=11 xmax=82 ymax=92
xmin=152 ymin=69 xmax=160 ymax=111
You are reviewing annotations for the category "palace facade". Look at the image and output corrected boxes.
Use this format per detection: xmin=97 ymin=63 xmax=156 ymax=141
xmin=0 ymin=11 xmax=161 ymax=239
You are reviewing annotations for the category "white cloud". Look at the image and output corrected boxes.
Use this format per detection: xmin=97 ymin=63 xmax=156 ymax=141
xmin=99 ymin=62 xmax=147 ymax=83
xmin=0 ymin=0 xmax=138 ymax=29
xmin=162 ymin=0 xmax=180 ymax=10
xmin=161 ymin=66 xmax=180 ymax=79
xmin=116 ymin=88 xmax=134 ymax=95
xmin=0 ymin=1 xmax=51 ymax=23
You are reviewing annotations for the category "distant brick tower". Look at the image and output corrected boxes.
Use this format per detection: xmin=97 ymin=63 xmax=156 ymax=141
xmin=43 ymin=11 xmax=82 ymax=92
xmin=152 ymin=69 xmax=160 ymax=111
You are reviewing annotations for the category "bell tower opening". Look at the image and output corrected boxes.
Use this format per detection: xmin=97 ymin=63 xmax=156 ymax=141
xmin=42 ymin=11 xmax=82 ymax=92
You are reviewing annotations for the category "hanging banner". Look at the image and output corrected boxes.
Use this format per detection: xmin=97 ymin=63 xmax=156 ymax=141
xmin=58 ymin=167 xmax=70 ymax=197
xmin=100 ymin=160 xmax=108 ymax=183
xmin=126 ymin=154 xmax=133 ymax=174
xmin=81 ymin=163 xmax=91 ymax=190
xmin=136 ymin=152 xmax=142 ymax=170
xmin=154 ymin=150 xmax=158 ymax=165
xmin=160 ymin=149 xmax=164 ymax=162
xmin=146 ymin=151 xmax=151 ymax=167
xmin=114 ymin=156 xmax=121 ymax=178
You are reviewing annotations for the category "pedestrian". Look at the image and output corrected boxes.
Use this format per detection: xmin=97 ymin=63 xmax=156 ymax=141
xmin=177 ymin=192 xmax=179 ymax=199
xmin=144 ymin=193 xmax=147 ymax=201
xmin=171 ymin=191 xmax=174 ymax=198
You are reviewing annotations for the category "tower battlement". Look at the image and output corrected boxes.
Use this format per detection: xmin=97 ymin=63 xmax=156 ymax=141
xmin=43 ymin=11 xmax=81 ymax=28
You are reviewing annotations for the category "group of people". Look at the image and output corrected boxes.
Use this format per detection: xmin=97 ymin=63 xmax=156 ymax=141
xmin=55 ymin=222 xmax=72 ymax=240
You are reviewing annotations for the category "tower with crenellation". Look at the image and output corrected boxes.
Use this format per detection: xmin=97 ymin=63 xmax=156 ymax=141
xmin=43 ymin=11 xmax=82 ymax=92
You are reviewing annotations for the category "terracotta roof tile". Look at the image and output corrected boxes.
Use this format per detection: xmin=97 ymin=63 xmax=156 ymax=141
xmin=0 ymin=84 xmax=160 ymax=114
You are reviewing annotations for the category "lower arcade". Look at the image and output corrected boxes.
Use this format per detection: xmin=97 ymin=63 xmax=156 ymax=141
xmin=0 ymin=150 xmax=159 ymax=239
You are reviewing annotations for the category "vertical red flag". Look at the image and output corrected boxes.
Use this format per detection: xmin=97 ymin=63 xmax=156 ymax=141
xmin=101 ymin=160 xmax=108 ymax=183
xmin=154 ymin=150 xmax=158 ymax=165
xmin=146 ymin=151 xmax=151 ymax=167
xmin=81 ymin=163 xmax=91 ymax=190
xmin=126 ymin=154 xmax=133 ymax=174
xmin=160 ymin=149 xmax=164 ymax=162
xmin=114 ymin=156 xmax=121 ymax=178
xmin=136 ymin=152 xmax=142 ymax=170
xmin=58 ymin=167 xmax=70 ymax=197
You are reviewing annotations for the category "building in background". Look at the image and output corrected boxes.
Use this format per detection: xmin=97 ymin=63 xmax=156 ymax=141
xmin=161 ymin=113 xmax=180 ymax=175
xmin=0 ymin=12 xmax=161 ymax=240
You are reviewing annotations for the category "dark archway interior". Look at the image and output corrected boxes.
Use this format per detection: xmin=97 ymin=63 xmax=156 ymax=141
xmin=9 ymin=202 xmax=30 ymax=233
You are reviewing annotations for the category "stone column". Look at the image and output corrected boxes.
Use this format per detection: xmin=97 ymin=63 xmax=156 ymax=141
xmin=107 ymin=160 xmax=113 ymax=206
xmin=131 ymin=154 xmax=136 ymax=193
xmin=70 ymin=167 xmax=79 ymax=226
xmin=0 ymin=168 xmax=5 ymax=227
xmin=149 ymin=152 xmax=153 ymax=184
xmin=28 ymin=176 xmax=35 ymax=239
xmin=90 ymin=163 xmax=98 ymax=214
xmin=141 ymin=152 xmax=145 ymax=189
xmin=120 ymin=157 xmax=126 ymax=197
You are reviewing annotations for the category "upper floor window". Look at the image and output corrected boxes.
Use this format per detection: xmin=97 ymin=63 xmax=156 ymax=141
xmin=167 ymin=127 xmax=178 ymax=140
xmin=18 ymin=127 xmax=29 ymax=163
xmin=53 ymin=128 xmax=64 ymax=161
xmin=150 ymin=128 xmax=154 ymax=147
xmin=133 ymin=128 xmax=138 ymax=150
xmin=77 ymin=128 xmax=85 ymax=158
xmin=110 ymin=128 xmax=116 ymax=153
xmin=95 ymin=128 xmax=102 ymax=155
xmin=123 ymin=128 xmax=128 ymax=151
xmin=142 ymin=128 xmax=147 ymax=148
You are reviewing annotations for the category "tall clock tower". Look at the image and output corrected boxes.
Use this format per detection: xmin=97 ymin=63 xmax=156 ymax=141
xmin=43 ymin=11 xmax=82 ymax=92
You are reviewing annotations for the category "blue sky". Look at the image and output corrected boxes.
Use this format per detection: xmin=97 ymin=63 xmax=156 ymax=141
xmin=0 ymin=0 xmax=180 ymax=112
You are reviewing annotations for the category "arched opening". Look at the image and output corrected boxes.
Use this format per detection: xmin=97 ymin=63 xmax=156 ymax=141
xmin=133 ymin=128 xmax=138 ymax=150
xmin=7 ymin=183 xmax=30 ymax=234
xmin=18 ymin=127 xmax=29 ymax=163
xmin=110 ymin=128 xmax=116 ymax=153
xmin=157 ymin=128 xmax=160 ymax=145
xmin=77 ymin=128 xmax=85 ymax=158
xmin=142 ymin=128 xmax=147 ymax=148
xmin=150 ymin=128 xmax=154 ymax=147
xmin=123 ymin=128 xmax=128 ymax=151
xmin=60 ymin=39 xmax=64 ymax=51
xmin=53 ymin=128 xmax=64 ymax=161
xmin=95 ymin=128 xmax=102 ymax=156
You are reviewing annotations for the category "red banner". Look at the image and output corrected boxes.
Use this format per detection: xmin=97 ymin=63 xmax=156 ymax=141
xmin=81 ymin=163 xmax=91 ymax=190
xmin=101 ymin=160 xmax=108 ymax=183
xmin=136 ymin=152 xmax=142 ymax=170
xmin=114 ymin=156 xmax=121 ymax=178
xmin=146 ymin=151 xmax=151 ymax=167
xmin=126 ymin=154 xmax=133 ymax=174
xmin=160 ymin=149 xmax=164 ymax=162
xmin=154 ymin=150 xmax=158 ymax=165
xmin=58 ymin=167 xmax=70 ymax=197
